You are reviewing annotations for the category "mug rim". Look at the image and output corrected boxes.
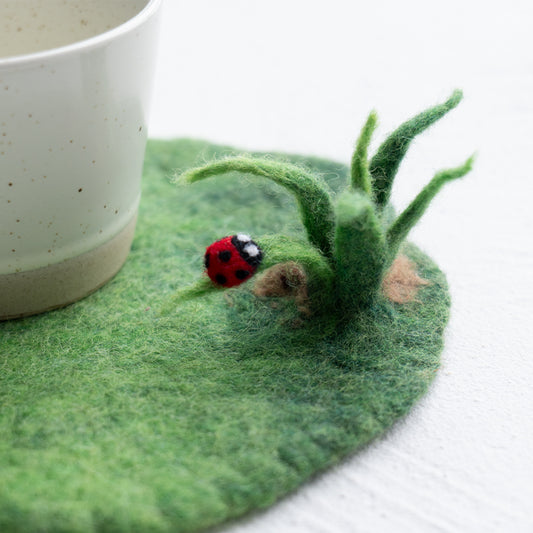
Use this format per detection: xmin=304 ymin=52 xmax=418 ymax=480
xmin=0 ymin=0 xmax=162 ymax=69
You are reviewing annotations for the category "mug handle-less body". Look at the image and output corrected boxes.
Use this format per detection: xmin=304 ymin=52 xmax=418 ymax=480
xmin=0 ymin=0 xmax=162 ymax=319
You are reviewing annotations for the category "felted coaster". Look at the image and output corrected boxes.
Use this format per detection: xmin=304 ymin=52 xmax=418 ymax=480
xmin=1 ymin=124 xmax=460 ymax=530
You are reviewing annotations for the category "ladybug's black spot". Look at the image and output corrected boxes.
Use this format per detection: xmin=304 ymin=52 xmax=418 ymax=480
xmin=204 ymin=253 xmax=210 ymax=269
xmin=218 ymin=250 xmax=231 ymax=262
xmin=215 ymin=273 xmax=227 ymax=285
xmin=235 ymin=269 xmax=250 ymax=280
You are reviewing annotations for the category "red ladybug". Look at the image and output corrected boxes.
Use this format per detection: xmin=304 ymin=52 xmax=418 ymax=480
xmin=204 ymin=234 xmax=263 ymax=287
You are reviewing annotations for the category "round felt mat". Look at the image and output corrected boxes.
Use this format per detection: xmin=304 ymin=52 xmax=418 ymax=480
xmin=0 ymin=139 xmax=450 ymax=533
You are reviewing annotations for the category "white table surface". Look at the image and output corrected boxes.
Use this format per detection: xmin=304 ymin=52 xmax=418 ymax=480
xmin=149 ymin=1 xmax=533 ymax=531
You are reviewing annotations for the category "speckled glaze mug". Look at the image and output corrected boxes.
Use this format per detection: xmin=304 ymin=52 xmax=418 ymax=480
xmin=0 ymin=0 xmax=162 ymax=319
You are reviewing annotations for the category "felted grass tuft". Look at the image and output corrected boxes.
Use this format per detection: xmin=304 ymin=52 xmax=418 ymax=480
xmin=173 ymin=91 xmax=472 ymax=320
xmin=0 ymin=139 xmax=450 ymax=533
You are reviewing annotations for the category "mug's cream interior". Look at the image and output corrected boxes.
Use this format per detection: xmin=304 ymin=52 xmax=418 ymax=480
xmin=0 ymin=0 xmax=149 ymax=59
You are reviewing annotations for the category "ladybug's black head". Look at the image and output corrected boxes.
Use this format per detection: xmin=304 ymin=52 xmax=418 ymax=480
xmin=231 ymin=234 xmax=263 ymax=267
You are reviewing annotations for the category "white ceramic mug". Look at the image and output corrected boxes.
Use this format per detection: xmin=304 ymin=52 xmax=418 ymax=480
xmin=0 ymin=0 xmax=162 ymax=319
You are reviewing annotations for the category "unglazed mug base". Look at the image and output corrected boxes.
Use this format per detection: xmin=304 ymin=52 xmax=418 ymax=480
xmin=0 ymin=214 xmax=137 ymax=320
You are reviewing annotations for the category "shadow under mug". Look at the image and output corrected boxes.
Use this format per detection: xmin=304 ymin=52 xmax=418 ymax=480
xmin=0 ymin=0 xmax=162 ymax=320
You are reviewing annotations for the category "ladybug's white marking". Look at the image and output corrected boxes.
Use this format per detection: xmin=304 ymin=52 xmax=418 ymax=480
xmin=244 ymin=244 xmax=259 ymax=257
xmin=236 ymin=233 xmax=251 ymax=243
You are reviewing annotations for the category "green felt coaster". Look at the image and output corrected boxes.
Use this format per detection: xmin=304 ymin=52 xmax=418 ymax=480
xmin=0 ymin=139 xmax=450 ymax=533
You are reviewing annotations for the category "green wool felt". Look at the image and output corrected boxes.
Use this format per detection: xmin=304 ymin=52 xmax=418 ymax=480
xmin=0 ymin=139 xmax=451 ymax=533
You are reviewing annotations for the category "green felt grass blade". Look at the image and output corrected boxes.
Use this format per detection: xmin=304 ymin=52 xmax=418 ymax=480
xmin=159 ymin=278 xmax=220 ymax=316
xmin=350 ymin=111 xmax=378 ymax=195
xmin=387 ymin=155 xmax=474 ymax=257
xmin=334 ymin=191 xmax=387 ymax=310
xmin=258 ymin=234 xmax=333 ymax=273
xmin=179 ymin=157 xmax=336 ymax=261
xmin=369 ymin=90 xmax=463 ymax=209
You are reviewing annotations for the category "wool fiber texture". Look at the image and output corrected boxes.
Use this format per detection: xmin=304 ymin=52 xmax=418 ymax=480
xmin=0 ymin=139 xmax=450 ymax=533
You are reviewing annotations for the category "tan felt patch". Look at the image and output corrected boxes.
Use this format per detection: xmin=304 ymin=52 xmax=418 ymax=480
xmin=253 ymin=261 xmax=311 ymax=316
xmin=382 ymin=254 xmax=430 ymax=304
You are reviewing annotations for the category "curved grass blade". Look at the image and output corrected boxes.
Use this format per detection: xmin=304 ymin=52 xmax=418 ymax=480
xmin=334 ymin=191 xmax=387 ymax=310
xmin=351 ymin=111 xmax=378 ymax=195
xmin=158 ymin=278 xmax=221 ymax=316
xmin=369 ymin=90 xmax=463 ymax=209
xmin=257 ymin=234 xmax=334 ymax=277
xmin=179 ymin=157 xmax=336 ymax=261
xmin=387 ymin=155 xmax=474 ymax=258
